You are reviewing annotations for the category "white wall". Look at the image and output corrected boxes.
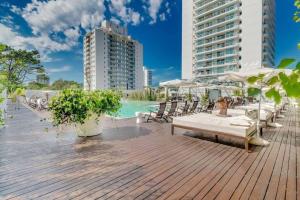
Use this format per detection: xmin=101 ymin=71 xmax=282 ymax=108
xmin=95 ymin=30 xmax=106 ymax=90
xmin=135 ymin=43 xmax=144 ymax=90
xmin=182 ymin=0 xmax=193 ymax=80
xmin=240 ymin=0 xmax=263 ymax=69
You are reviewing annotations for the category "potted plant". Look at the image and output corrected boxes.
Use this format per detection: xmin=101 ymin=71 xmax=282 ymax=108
xmin=216 ymin=97 xmax=231 ymax=117
xmin=48 ymin=89 xmax=121 ymax=137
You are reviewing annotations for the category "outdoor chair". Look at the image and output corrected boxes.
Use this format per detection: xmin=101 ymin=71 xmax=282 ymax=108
xmin=188 ymin=101 xmax=199 ymax=114
xmin=177 ymin=101 xmax=190 ymax=116
xmin=146 ymin=102 xmax=167 ymax=123
xmin=164 ymin=101 xmax=178 ymax=122
xmin=200 ymin=102 xmax=215 ymax=113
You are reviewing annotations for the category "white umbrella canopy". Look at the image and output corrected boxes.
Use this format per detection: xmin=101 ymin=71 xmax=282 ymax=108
xmin=218 ymin=67 xmax=275 ymax=82
xmin=159 ymin=79 xmax=198 ymax=88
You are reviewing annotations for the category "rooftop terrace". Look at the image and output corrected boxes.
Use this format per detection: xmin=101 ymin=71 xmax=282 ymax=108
xmin=0 ymin=102 xmax=299 ymax=199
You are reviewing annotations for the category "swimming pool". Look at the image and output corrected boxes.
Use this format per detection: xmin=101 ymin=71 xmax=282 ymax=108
xmin=116 ymin=100 xmax=158 ymax=119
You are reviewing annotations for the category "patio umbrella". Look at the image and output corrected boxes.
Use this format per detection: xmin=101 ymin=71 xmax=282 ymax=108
xmin=219 ymin=67 xmax=276 ymax=146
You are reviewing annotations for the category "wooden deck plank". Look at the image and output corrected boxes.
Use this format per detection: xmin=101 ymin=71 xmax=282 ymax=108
xmin=230 ymin=112 xmax=288 ymax=199
xmin=40 ymin=137 xmax=210 ymax=199
xmin=249 ymin=111 xmax=292 ymax=200
xmin=0 ymin=103 xmax=299 ymax=200
xmin=3 ymin=137 xmax=197 ymax=199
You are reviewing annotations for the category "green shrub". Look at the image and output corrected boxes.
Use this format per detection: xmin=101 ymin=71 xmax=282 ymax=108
xmin=48 ymin=89 xmax=121 ymax=126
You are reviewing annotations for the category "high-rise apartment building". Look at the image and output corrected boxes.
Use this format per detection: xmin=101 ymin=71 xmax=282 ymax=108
xmin=84 ymin=21 xmax=144 ymax=91
xmin=143 ymin=67 xmax=153 ymax=87
xmin=182 ymin=0 xmax=275 ymax=82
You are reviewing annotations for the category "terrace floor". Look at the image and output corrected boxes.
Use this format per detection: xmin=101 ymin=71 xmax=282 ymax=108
xmin=0 ymin=102 xmax=299 ymax=200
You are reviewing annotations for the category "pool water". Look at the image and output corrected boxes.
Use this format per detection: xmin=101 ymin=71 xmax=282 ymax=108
xmin=116 ymin=100 xmax=158 ymax=119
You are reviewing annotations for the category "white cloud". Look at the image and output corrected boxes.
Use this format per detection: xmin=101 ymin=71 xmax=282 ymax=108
xmin=2 ymin=0 xmax=173 ymax=62
xmin=7 ymin=0 xmax=106 ymax=61
xmin=47 ymin=65 xmax=71 ymax=73
xmin=109 ymin=0 xmax=141 ymax=25
xmin=19 ymin=0 xmax=105 ymax=34
xmin=159 ymin=13 xmax=166 ymax=21
xmin=0 ymin=23 xmax=70 ymax=61
xmin=148 ymin=0 xmax=163 ymax=24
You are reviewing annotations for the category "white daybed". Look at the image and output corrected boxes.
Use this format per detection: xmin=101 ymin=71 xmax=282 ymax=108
xmin=172 ymin=113 xmax=256 ymax=152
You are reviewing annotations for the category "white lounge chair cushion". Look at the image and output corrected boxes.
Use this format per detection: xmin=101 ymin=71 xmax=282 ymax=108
xmin=173 ymin=113 xmax=256 ymax=138
xmin=212 ymin=109 xmax=272 ymax=121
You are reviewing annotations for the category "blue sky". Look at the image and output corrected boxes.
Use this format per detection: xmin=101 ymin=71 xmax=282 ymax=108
xmin=0 ymin=0 xmax=298 ymax=85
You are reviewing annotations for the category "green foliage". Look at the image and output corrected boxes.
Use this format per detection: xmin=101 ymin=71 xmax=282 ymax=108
xmin=265 ymin=88 xmax=281 ymax=104
xmin=247 ymin=59 xmax=300 ymax=104
xmin=233 ymin=89 xmax=243 ymax=97
xmin=200 ymin=93 xmax=209 ymax=106
xmin=294 ymin=0 xmax=300 ymax=22
xmin=48 ymin=89 xmax=121 ymax=127
xmin=247 ymin=87 xmax=261 ymax=97
xmin=277 ymin=58 xmax=296 ymax=69
xmin=27 ymin=81 xmax=48 ymax=90
xmin=0 ymin=43 xmax=44 ymax=93
xmin=10 ymin=87 xmax=25 ymax=103
xmin=49 ymin=79 xmax=82 ymax=90
xmin=128 ymin=88 xmax=157 ymax=101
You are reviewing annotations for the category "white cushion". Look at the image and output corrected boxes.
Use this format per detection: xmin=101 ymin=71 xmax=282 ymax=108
xmin=213 ymin=109 xmax=272 ymax=121
xmin=173 ymin=113 xmax=256 ymax=138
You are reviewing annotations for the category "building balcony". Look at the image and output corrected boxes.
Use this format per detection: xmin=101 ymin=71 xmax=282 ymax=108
xmin=195 ymin=26 xmax=241 ymax=40
xmin=194 ymin=8 xmax=239 ymax=26
xmin=195 ymin=17 xmax=241 ymax=34
xmin=194 ymin=44 xmax=240 ymax=56
xmin=194 ymin=1 xmax=239 ymax=19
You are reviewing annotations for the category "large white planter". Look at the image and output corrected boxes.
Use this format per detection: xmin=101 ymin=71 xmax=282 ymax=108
xmin=75 ymin=115 xmax=105 ymax=137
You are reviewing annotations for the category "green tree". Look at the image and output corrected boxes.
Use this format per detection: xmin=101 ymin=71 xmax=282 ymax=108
xmin=27 ymin=81 xmax=48 ymax=90
xmin=50 ymin=79 xmax=82 ymax=90
xmin=0 ymin=43 xmax=44 ymax=93
xmin=247 ymin=59 xmax=300 ymax=104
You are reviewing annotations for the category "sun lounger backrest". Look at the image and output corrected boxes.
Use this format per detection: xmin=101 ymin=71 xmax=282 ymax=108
xmin=190 ymin=101 xmax=199 ymax=112
xmin=169 ymin=101 xmax=177 ymax=114
xmin=156 ymin=102 xmax=167 ymax=118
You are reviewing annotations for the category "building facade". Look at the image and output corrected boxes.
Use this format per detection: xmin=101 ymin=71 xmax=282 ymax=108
xmin=84 ymin=21 xmax=144 ymax=91
xmin=143 ymin=67 xmax=153 ymax=87
xmin=182 ymin=0 xmax=276 ymax=82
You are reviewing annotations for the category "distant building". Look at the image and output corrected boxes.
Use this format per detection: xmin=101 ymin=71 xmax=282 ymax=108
xmin=36 ymin=74 xmax=50 ymax=85
xmin=83 ymin=21 xmax=144 ymax=91
xmin=182 ymin=0 xmax=276 ymax=82
xmin=143 ymin=67 xmax=153 ymax=87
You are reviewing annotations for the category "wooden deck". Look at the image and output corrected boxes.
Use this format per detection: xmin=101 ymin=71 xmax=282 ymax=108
xmin=0 ymin=103 xmax=299 ymax=199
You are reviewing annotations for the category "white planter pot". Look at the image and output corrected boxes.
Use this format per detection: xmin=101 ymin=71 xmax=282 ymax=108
xmin=75 ymin=115 xmax=105 ymax=137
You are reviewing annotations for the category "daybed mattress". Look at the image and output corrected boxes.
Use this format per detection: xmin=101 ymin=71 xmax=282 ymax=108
xmin=212 ymin=109 xmax=273 ymax=121
xmin=173 ymin=113 xmax=256 ymax=138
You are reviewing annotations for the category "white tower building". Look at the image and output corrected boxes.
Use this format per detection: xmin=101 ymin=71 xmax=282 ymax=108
xmin=182 ymin=0 xmax=276 ymax=82
xmin=143 ymin=67 xmax=153 ymax=87
xmin=84 ymin=21 xmax=144 ymax=90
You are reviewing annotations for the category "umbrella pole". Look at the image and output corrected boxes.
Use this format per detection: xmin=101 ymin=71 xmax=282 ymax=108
xmin=250 ymin=84 xmax=270 ymax=146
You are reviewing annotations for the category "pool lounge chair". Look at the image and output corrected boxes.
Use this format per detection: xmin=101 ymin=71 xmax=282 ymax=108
xmin=171 ymin=113 xmax=256 ymax=152
xmin=177 ymin=102 xmax=190 ymax=116
xmin=146 ymin=102 xmax=167 ymax=123
xmin=164 ymin=101 xmax=178 ymax=122
xmin=188 ymin=101 xmax=199 ymax=114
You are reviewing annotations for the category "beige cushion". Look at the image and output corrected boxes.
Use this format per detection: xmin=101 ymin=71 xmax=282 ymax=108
xmin=213 ymin=109 xmax=272 ymax=121
xmin=173 ymin=113 xmax=256 ymax=138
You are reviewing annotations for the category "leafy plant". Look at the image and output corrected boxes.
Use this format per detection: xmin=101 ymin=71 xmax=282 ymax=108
xmin=128 ymin=88 xmax=157 ymax=101
xmin=48 ymin=89 xmax=121 ymax=127
xmin=10 ymin=87 xmax=25 ymax=103
xmin=200 ymin=93 xmax=209 ymax=106
xmin=0 ymin=43 xmax=44 ymax=93
xmin=247 ymin=59 xmax=300 ymax=104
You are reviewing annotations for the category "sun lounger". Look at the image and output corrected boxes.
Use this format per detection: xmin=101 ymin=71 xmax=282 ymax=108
xmin=172 ymin=113 xmax=256 ymax=152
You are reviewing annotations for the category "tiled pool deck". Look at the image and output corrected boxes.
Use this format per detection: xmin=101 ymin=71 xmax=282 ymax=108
xmin=0 ymin=102 xmax=299 ymax=199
